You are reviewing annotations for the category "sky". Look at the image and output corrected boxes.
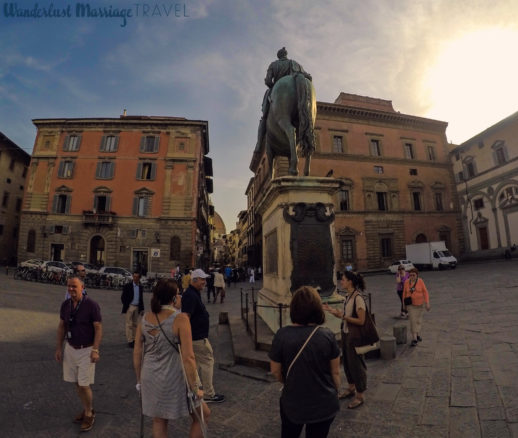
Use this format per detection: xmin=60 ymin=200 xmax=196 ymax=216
xmin=2 ymin=0 xmax=518 ymax=232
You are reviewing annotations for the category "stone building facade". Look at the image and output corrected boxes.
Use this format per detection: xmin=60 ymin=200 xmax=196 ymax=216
xmin=248 ymin=93 xmax=463 ymax=271
xmin=450 ymin=111 xmax=518 ymax=258
xmin=0 ymin=132 xmax=30 ymax=265
xmin=18 ymin=115 xmax=213 ymax=273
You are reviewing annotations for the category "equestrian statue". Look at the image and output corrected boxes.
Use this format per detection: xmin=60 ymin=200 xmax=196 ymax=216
xmin=254 ymin=47 xmax=316 ymax=177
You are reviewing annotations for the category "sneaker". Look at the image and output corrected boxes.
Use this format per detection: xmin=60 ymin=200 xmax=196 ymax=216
xmin=410 ymin=340 xmax=418 ymax=347
xmin=417 ymin=335 xmax=422 ymax=342
xmin=80 ymin=414 xmax=95 ymax=432
xmin=204 ymin=394 xmax=225 ymax=403
xmin=400 ymin=312 xmax=406 ymax=318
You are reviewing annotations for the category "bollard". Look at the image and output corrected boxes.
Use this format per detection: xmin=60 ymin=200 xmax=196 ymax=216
xmin=380 ymin=335 xmax=396 ymax=360
xmin=393 ymin=324 xmax=407 ymax=345
xmin=218 ymin=312 xmax=229 ymax=325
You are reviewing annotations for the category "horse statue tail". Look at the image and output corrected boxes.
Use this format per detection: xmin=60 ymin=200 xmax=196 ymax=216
xmin=294 ymin=74 xmax=316 ymax=158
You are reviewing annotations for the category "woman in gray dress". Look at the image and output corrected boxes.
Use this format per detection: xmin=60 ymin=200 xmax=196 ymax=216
xmin=133 ymin=278 xmax=210 ymax=438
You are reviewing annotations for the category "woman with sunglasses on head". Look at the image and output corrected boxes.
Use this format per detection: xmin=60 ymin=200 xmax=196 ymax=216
xmin=402 ymin=268 xmax=431 ymax=347
xmin=395 ymin=266 xmax=409 ymax=318
xmin=323 ymin=271 xmax=367 ymax=409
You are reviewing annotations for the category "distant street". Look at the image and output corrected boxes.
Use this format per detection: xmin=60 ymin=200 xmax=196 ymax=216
xmin=1 ymin=260 xmax=517 ymax=437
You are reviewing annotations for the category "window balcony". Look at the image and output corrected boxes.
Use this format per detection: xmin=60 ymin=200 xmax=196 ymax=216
xmin=83 ymin=210 xmax=116 ymax=226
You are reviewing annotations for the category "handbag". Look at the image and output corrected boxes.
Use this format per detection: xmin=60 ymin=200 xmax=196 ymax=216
xmin=347 ymin=293 xmax=379 ymax=354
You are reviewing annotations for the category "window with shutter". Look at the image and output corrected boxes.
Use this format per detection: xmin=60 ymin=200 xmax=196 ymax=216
xmin=404 ymin=143 xmax=415 ymax=159
xmin=58 ymin=160 xmax=74 ymax=178
xmin=64 ymin=134 xmax=81 ymax=151
xmin=332 ymin=136 xmax=343 ymax=153
xmin=100 ymin=135 xmax=119 ymax=152
xmin=96 ymin=161 xmax=114 ymax=179
xmin=140 ymin=135 xmax=160 ymax=153
xmin=370 ymin=139 xmax=381 ymax=156
xmin=138 ymin=162 xmax=155 ymax=180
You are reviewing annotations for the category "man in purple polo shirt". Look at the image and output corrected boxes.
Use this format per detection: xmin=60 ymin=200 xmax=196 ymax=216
xmin=55 ymin=276 xmax=102 ymax=432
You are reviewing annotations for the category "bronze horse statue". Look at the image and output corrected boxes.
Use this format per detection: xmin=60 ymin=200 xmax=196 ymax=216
xmin=265 ymin=74 xmax=316 ymax=177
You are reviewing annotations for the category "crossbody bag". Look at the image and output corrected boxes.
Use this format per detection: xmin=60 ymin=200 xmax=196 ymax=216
xmin=153 ymin=313 xmax=208 ymax=437
xmin=285 ymin=325 xmax=320 ymax=381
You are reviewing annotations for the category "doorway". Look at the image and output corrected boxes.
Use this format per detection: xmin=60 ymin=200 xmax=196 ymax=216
xmin=478 ymin=226 xmax=489 ymax=250
xmin=51 ymin=243 xmax=64 ymax=261
xmin=90 ymin=235 xmax=105 ymax=267
xmin=132 ymin=249 xmax=149 ymax=276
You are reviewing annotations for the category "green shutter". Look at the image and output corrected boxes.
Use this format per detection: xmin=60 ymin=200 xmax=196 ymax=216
xmin=105 ymin=196 xmax=111 ymax=212
xmin=154 ymin=136 xmax=160 ymax=152
xmin=136 ymin=162 xmax=142 ymax=179
xmin=100 ymin=135 xmax=107 ymax=152
xmin=150 ymin=163 xmax=157 ymax=180
xmin=52 ymin=195 xmax=59 ymax=213
xmin=65 ymin=195 xmax=71 ymax=214
xmin=132 ymin=197 xmax=138 ymax=216
xmin=63 ymin=135 xmax=70 ymax=151
xmin=58 ymin=161 xmax=65 ymax=177
xmin=140 ymin=136 xmax=146 ymax=152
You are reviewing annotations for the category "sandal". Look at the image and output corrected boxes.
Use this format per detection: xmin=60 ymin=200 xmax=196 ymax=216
xmin=347 ymin=398 xmax=364 ymax=409
xmin=339 ymin=389 xmax=356 ymax=399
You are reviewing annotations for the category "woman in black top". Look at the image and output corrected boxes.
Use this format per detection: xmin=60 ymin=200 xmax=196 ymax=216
xmin=269 ymin=286 xmax=341 ymax=438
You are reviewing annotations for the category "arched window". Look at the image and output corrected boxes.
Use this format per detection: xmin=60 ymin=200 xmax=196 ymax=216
xmin=26 ymin=229 xmax=36 ymax=253
xmin=170 ymin=236 xmax=181 ymax=261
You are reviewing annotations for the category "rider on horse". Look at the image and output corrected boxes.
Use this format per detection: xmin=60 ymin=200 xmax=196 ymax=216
xmin=254 ymin=47 xmax=313 ymax=154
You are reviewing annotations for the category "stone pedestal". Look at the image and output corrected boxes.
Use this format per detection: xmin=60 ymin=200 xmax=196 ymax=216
xmin=256 ymin=176 xmax=345 ymax=334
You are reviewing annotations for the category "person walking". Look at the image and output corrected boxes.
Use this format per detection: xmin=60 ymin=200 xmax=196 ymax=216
xmin=55 ymin=276 xmax=102 ymax=432
xmin=182 ymin=269 xmax=225 ymax=404
xmin=402 ymin=268 xmax=431 ymax=347
xmin=213 ymin=268 xmax=225 ymax=304
xmin=133 ymin=278 xmax=210 ymax=438
xmin=395 ymin=266 xmax=409 ymax=318
xmin=249 ymin=268 xmax=255 ymax=284
xmin=206 ymin=269 xmax=216 ymax=303
xmin=270 ymin=286 xmax=340 ymax=438
xmin=323 ymin=271 xmax=368 ymax=409
xmin=121 ymin=271 xmax=144 ymax=348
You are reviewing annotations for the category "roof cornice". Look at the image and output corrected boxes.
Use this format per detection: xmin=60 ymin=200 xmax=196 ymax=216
xmin=316 ymin=101 xmax=448 ymax=132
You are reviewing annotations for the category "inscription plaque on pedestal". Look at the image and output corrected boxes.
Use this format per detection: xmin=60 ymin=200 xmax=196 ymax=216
xmin=283 ymin=202 xmax=335 ymax=296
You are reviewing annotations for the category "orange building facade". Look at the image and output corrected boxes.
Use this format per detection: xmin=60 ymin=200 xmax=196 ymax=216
xmin=18 ymin=115 xmax=213 ymax=273
xmin=249 ymin=93 xmax=463 ymax=271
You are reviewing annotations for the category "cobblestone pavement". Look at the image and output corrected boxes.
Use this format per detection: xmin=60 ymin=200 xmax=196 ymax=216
xmin=1 ymin=260 xmax=517 ymax=437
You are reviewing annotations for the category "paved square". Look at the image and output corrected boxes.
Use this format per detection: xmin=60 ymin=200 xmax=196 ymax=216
xmin=1 ymin=260 xmax=517 ymax=437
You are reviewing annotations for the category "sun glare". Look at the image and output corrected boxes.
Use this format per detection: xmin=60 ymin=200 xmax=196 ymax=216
xmin=422 ymin=28 xmax=518 ymax=143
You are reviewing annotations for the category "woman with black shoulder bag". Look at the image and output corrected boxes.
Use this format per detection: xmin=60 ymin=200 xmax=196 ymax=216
xmin=324 ymin=271 xmax=370 ymax=409
xmin=402 ymin=268 xmax=431 ymax=347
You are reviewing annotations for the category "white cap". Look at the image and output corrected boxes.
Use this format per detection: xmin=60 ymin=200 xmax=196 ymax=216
xmin=191 ymin=268 xmax=209 ymax=279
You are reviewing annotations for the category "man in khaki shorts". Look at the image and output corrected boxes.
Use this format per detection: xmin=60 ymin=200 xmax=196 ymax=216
xmin=55 ymin=276 xmax=102 ymax=432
